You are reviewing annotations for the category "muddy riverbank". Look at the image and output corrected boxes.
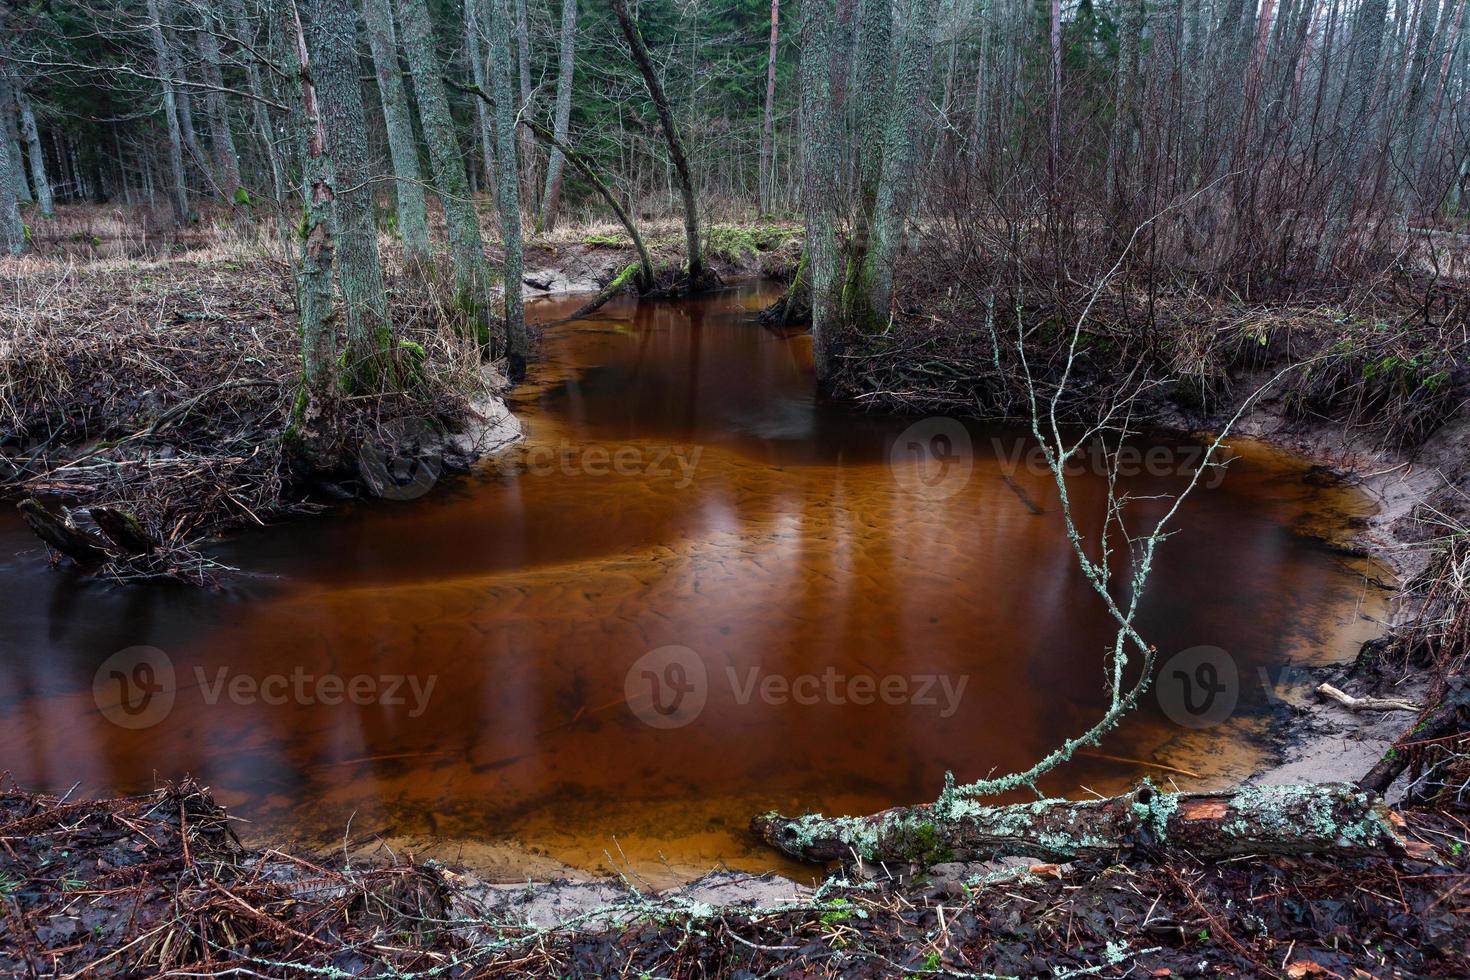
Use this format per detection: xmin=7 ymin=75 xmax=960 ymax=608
xmin=3 ymin=231 xmax=1468 ymax=975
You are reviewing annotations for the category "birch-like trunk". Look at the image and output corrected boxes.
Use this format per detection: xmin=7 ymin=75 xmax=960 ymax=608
xmin=487 ymin=0 xmax=527 ymax=370
xmin=362 ymin=0 xmax=430 ymax=267
xmin=144 ymin=0 xmax=192 ymax=223
xmin=14 ymin=90 xmax=52 ymax=217
xmin=462 ymin=0 xmax=497 ymax=193
xmin=305 ymin=0 xmax=393 ymax=388
xmin=538 ymin=0 xmax=577 ymax=232
xmin=394 ymin=0 xmax=498 ymax=348
xmin=513 ymin=0 xmax=537 ymax=202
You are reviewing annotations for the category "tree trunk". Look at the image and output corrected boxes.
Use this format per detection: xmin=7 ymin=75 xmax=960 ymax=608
xmin=611 ymin=0 xmax=705 ymax=288
xmin=226 ymin=0 xmax=285 ymax=207
xmin=856 ymin=0 xmax=937 ymax=331
xmin=362 ymin=0 xmax=431 ymax=268
xmin=394 ymin=0 xmax=498 ymax=349
xmin=799 ymin=0 xmax=840 ymax=382
xmin=841 ymin=0 xmax=891 ymax=314
xmin=0 ymin=89 xmax=24 ymax=253
xmin=513 ymin=0 xmax=537 ymax=203
xmin=1316 ymin=0 xmax=1390 ymax=272
xmin=15 ymin=92 xmax=53 ymax=218
xmin=305 ymin=0 xmax=394 ymax=389
xmin=759 ymin=0 xmax=780 ymax=214
xmin=754 ymin=782 xmax=1411 ymax=867
xmin=1 ymin=77 xmax=32 ymax=206
xmin=196 ymin=9 xmax=243 ymax=205
xmin=487 ymin=0 xmax=527 ymax=373
xmin=462 ymin=0 xmax=498 ymax=193
xmin=285 ymin=0 xmax=338 ymax=456
xmin=538 ymin=0 xmax=577 ymax=232
xmin=145 ymin=0 xmax=193 ymax=224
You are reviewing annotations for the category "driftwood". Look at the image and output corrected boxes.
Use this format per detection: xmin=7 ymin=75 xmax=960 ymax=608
xmin=753 ymin=782 xmax=1414 ymax=867
xmin=1316 ymin=682 xmax=1420 ymax=713
xmin=17 ymin=498 xmax=109 ymax=567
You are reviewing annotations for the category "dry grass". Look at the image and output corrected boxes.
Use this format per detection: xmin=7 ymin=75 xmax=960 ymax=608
xmin=0 ymin=207 xmax=505 ymax=582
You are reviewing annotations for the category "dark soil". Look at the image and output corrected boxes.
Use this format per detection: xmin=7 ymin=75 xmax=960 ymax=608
xmin=1 ymin=778 xmax=1467 ymax=977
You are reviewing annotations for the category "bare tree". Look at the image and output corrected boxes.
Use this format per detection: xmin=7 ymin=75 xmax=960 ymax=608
xmin=14 ymin=89 xmax=51 ymax=218
xmin=611 ymin=0 xmax=705 ymax=287
xmin=0 ymin=58 xmax=25 ymax=253
xmin=194 ymin=4 xmax=243 ymax=206
xmin=487 ymin=0 xmax=527 ymax=372
xmin=800 ymin=0 xmax=840 ymax=380
xmin=394 ymin=0 xmax=498 ymax=348
xmin=144 ymin=0 xmax=192 ymax=223
xmin=537 ymin=0 xmax=576 ymax=233
xmin=363 ymin=0 xmax=430 ymax=268
xmin=759 ymin=0 xmax=780 ymax=214
xmin=305 ymin=0 xmax=393 ymax=388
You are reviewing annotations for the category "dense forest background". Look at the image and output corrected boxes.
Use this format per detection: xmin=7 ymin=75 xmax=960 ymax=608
xmin=2 ymin=0 xmax=1465 ymax=262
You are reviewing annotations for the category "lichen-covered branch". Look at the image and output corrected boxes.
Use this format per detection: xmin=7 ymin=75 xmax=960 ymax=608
xmin=753 ymin=782 xmax=1410 ymax=867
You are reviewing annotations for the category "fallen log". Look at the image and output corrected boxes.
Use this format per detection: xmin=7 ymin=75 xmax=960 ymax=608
xmin=17 ymin=498 xmax=109 ymax=567
xmin=752 ymin=782 xmax=1411 ymax=867
xmin=569 ymin=261 xmax=642 ymax=320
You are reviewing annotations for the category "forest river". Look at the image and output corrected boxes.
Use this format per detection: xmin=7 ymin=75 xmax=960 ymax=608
xmin=0 ymin=282 xmax=1386 ymax=884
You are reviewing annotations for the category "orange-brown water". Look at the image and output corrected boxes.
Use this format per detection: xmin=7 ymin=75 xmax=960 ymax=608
xmin=0 ymin=283 xmax=1385 ymax=884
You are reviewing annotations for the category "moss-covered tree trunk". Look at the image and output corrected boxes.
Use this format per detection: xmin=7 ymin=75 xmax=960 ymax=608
xmin=394 ymin=0 xmax=499 ymax=349
xmin=285 ymin=0 xmax=336 ymax=454
xmin=611 ymin=0 xmax=705 ymax=288
xmin=856 ymin=0 xmax=937 ymax=329
xmin=837 ymin=0 xmax=891 ymax=327
xmin=800 ymin=0 xmax=842 ymax=381
xmin=305 ymin=0 xmax=393 ymax=390
xmin=363 ymin=0 xmax=430 ymax=269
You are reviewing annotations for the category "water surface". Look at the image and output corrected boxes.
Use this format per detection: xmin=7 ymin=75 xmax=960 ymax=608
xmin=0 ymin=282 xmax=1383 ymax=883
